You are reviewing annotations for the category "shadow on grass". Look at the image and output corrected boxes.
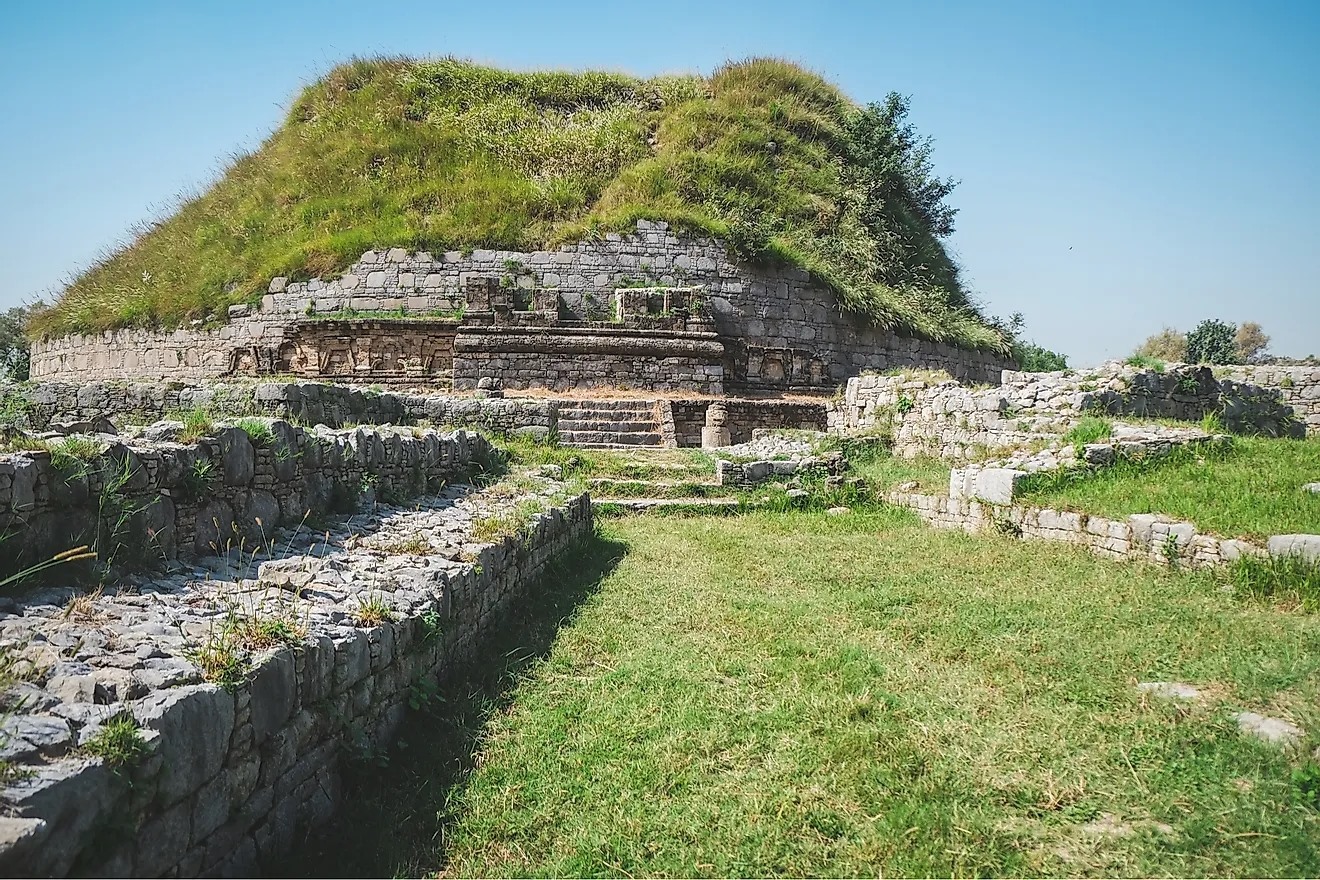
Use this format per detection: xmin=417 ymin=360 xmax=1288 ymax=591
xmin=276 ymin=530 xmax=629 ymax=879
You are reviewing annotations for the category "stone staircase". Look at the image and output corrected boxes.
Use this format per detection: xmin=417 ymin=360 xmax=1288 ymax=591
xmin=556 ymin=399 xmax=664 ymax=448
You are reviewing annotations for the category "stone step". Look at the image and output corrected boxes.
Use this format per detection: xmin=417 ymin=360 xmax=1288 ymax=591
xmin=556 ymin=399 xmax=657 ymax=412
xmin=557 ymin=419 xmax=658 ymax=433
xmin=593 ymin=497 xmax=740 ymax=513
xmin=557 ymin=407 xmax=657 ymax=421
xmin=558 ymin=430 xmax=664 ymax=447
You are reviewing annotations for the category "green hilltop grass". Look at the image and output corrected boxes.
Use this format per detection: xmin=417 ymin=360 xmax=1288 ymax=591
xmin=30 ymin=57 xmax=1008 ymax=353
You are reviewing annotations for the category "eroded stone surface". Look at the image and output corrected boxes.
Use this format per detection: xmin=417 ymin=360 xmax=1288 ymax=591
xmin=1234 ymin=711 xmax=1304 ymax=747
xmin=1137 ymin=681 xmax=1204 ymax=701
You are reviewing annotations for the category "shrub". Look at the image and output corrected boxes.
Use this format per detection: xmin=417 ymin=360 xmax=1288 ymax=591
xmin=1134 ymin=327 xmax=1187 ymax=363
xmin=1186 ymin=319 xmax=1239 ymax=365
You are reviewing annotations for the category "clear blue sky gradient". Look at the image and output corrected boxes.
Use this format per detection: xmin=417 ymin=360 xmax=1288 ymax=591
xmin=2 ymin=0 xmax=1317 ymax=365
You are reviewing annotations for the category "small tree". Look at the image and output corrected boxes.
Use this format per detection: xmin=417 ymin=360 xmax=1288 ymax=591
xmin=1185 ymin=318 xmax=1239 ymax=365
xmin=1135 ymin=327 xmax=1188 ymax=362
xmin=993 ymin=312 xmax=1069 ymax=372
xmin=1234 ymin=321 xmax=1270 ymax=365
xmin=0 ymin=305 xmax=37 ymax=381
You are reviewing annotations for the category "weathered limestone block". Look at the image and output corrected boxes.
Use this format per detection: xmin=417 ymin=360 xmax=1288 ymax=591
xmin=1267 ymin=534 xmax=1320 ymax=562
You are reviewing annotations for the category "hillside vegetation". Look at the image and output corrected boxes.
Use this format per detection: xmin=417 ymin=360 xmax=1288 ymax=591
xmin=32 ymin=57 xmax=1007 ymax=352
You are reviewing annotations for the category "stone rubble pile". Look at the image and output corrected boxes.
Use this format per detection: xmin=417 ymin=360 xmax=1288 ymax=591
xmin=835 ymin=361 xmax=1307 ymax=460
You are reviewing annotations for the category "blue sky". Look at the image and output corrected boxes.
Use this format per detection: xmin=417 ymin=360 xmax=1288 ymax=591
xmin=1 ymin=0 xmax=1316 ymax=365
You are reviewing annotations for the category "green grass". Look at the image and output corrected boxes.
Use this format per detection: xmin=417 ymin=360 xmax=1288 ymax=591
xmin=1231 ymin=554 xmax=1320 ymax=613
xmin=1062 ymin=415 xmax=1113 ymax=447
xmin=171 ymin=406 xmax=215 ymax=443
xmin=845 ymin=441 xmax=951 ymax=492
xmin=30 ymin=57 xmax=1006 ymax=353
xmin=1019 ymin=436 xmax=1320 ymax=540
xmin=81 ymin=714 xmax=148 ymax=768
xmin=288 ymin=512 xmax=1320 ymax=877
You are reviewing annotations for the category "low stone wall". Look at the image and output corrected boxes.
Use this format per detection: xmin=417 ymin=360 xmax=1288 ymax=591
xmin=0 ymin=422 xmax=493 ymax=581
xmin=716 ymin=453 xmax=843 ymax=487
xmin=0 ymin=490 xmax=594 ymax=876
xmin=835 ymin=362 xmax=1306 ymax=459
xmin=452 ymin=325 xmax=724 ymax=394
xmin=5 ymin=381 xmax=556 ymax=437
xmin=1221 ymin=365 xmax=1320 ymax=435
xmin=888 ymin=491 xmax=1268 ymax=569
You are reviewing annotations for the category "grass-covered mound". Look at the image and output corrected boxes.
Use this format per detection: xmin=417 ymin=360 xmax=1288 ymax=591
xmin=32 ymin=57 xmax=1007 ymax=352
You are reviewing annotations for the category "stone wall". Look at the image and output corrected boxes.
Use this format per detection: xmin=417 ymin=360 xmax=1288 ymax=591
xmin=716 ymin=453 xmax=844 ymax=487
xmin=6 ymin=381 xmax=556 ymax=437
xmin=666 ymin=399 xmax=828 ymax=447
xmin=834 ymin=362 xmax=1306 ymax=460
xmin=1221 ymin=365 xmax=1320 ymax=435
xmin=452 ymin=325 xmax=725 ymax=394
xmin=0 ymin=490 xmax=593 ymax=876
xmin=887 ymin=490 xmax=1320 ymax=569
xmin=0 ymin=422 xmax=493 ymax=581
xmin=279 ymin=318 xmax=460 ymax=380
xmin=30 ymin=222 xmax=1013 ymax=389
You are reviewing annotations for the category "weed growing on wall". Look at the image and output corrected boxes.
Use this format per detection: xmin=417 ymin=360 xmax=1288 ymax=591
xmin=82 ymin=714 xmax=148 ymax=768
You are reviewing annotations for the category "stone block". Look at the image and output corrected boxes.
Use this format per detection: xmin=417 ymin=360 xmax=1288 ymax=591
xmin=139 ymin=685 xmax=236 ymax=807
xmin=1267 ymin=534 xmax=1320 ymax=563
xmin=249 ymin=650 xmax=297 ymax=744
xmin=971 ymin=468 xmax=1026 ymax=506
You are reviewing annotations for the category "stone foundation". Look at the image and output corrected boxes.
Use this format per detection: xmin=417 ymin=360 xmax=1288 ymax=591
xmin=0 ymin=490 xmax=593 ymax=876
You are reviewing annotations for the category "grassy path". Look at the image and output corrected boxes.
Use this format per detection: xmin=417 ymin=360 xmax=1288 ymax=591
xmin=294 ymin=509 xmax=1320 ymax=877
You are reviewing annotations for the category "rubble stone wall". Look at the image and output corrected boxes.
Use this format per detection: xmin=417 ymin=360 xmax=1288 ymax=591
xmin=888 ymin=491 xmax=1266 ymax=570
xmin=0 ymin=493 xmax=593 ymax=877
xmin=1221 ymin=365 xmax=1320 ymax=435
xmin=0 ymin=423 xmax=494 ymax=580
xmin=5 ymin=381 xmax=556 ymax=437
xmin=835 ymin=362 xmax=1306 ymax=459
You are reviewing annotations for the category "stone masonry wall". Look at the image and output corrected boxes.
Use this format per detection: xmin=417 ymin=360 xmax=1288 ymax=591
xmin=667 ymin=399 xmax=828 ymax=447
xmin=0 ymin=422 xmax=494 ymax=580
xmin=29 ymin=222 xmax=1013 ymax=388
xmin=1221 ymin=365 xmax=1320 ymax=436
xmin=887 ymin=490 xmax=1320 ymax=570
xmin=834 ymin=362 xmax=1306 ymax=460
xmin=452 ymin=325 xmax=725 ymax=394
xmin=0 ymin=491 xmax=594 ymax=877
xmin=5 ymin=381 xmax=556 ymax=437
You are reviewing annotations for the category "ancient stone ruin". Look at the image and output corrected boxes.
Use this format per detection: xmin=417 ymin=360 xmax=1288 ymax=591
xmin=30 ymin=222 xmax=1011 ymax=392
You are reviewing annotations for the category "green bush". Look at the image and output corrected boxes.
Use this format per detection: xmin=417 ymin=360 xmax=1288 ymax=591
xmin=1186 ymin=319 xmax=1239 ymax=365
